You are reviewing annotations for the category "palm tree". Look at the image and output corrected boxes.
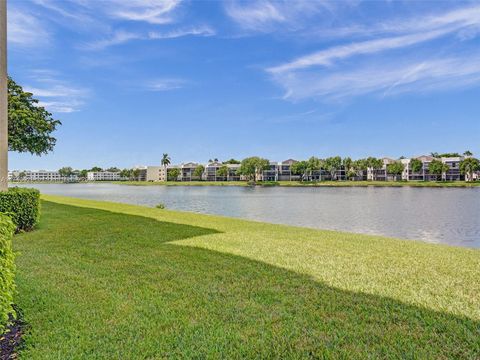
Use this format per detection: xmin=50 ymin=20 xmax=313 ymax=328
xmin=460 ymin=157 xmax=480 ymax=182
xmin=463 ymin=150 xmax=473 ymax=157
xmin=161 ymin=153 xmax=171 ymax=168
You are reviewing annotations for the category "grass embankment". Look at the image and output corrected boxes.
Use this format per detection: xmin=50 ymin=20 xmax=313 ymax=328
xmin=14 ymin=196 xmax=480 ymax=358
xmin=118 ymin=180 xmax=480 ymax=187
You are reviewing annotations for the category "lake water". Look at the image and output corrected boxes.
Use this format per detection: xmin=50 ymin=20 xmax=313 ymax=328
xmin=15 ymin=183 xmax=480 ymax=248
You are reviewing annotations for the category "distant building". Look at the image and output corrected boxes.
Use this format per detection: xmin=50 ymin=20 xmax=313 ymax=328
xmin=87 ymin=171 xmax=122 ymax=181
xmin=9 ymin=170 xmax=77 ymax=182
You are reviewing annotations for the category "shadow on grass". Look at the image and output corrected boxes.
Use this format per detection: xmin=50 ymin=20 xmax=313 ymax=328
xmin=13 ymin=201 xmax=480 ymax=359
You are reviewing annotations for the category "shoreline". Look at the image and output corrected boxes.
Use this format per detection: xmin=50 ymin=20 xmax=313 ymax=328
xmin=115 ymin=180 xmax=480 ymax=188
xmin=9 ymin=180 xmax=480 ymax=188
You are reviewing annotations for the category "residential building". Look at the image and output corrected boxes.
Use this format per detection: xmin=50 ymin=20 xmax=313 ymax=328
xmin=226 ymin=164 xmax=241 ymax=181
xmin=205 ymin=161 xmax=223 ymax=181
xmin=442 ymin=157 xmax=464 ymax=181
xmin=181 ymin=162 xmax=200 ymax=181
xmin=146 ymin=166 xmax=166 ymax=182
xmin=278 ymin=159 xmax=300 ymax=181
xmin=9 ymin=170 xmax=78 ymax=182
xmin=87 ymin=171 xmax=123 ymax=181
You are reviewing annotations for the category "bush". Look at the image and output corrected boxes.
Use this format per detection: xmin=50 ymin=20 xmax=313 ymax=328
xmin=156 ymin=203 xmax=166 ymax=209
xmin=0 ymin=213 xmax=16 ymax=331
xmin=0 ymin=188 xmax=40 ymax=232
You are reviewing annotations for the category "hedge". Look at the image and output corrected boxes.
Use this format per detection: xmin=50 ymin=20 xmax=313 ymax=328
xmin=0 ymin=213 xmax=16 ymax=331
xmin=0 ymin=187 xmax=40 ymax=232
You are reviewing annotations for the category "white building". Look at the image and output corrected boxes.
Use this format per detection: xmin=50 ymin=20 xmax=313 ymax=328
xmin=87 ymin=171 xmax=122 ymax=181
xmin=8 ymin=170 xmax=76 ymax=182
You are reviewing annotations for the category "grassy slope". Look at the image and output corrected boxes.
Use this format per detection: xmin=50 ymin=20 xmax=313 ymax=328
xmin=14 ymin=195 xmax=480 ymax=359
xmin=118 ymin=180 xmax=480 ymax=187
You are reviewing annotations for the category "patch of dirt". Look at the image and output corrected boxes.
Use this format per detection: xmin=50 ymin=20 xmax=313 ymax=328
xmin=0 ymin=309 xmax=26 ymax=360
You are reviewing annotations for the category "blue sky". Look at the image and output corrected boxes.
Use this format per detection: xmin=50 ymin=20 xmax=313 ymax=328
xmin=8 ymin=0 xmax=480 ymax=170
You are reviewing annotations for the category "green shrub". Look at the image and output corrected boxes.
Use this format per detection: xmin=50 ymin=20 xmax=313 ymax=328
xmin=0 ymin=188 xmax=40 ymax=232
xmin=156 ymin=203 xmax=166 ymax=209
xmin=0 ymin=213 xmax=16 ymax=331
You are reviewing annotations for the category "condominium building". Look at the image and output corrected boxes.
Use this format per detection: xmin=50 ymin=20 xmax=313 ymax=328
xmin=87 ymin=171 xmax=122 ymax=181
xmin=8 ymin=170 xmax=77 ymax=182
xmin=399 ymin=155 xmax=465 ymax=181
xmin=146 ymin=166 xmax=167 ymax=182
xmin=140 ymin=154 xmax=477 ymax=183
xmin=180 ymin=163 xmax=201 ymax=181
xmin=205 ymin=162 xmax=223 ymax=181
xmin=278 ymin=159 xmax=301 ymax=181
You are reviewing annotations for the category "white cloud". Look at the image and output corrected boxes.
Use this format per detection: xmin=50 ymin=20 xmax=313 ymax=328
xmin=85 ymin=26 xmax=215 ymax=50
xmin=146 ymin=78 xmax=187 ymax=91
xmin=225 ymin=0 xmax=331 ymax=32
xmin=24 ymin=73 xmax=90 ymax=113
xmin=272 ymin=55 xmax=480 ymax=101
xmin=268 ymin=29 xmax=452 ymax=74
xmin=267 ymin=4 xmax=480 ymax=101
xmin=8 ymin=10 xmax=50 ymax=48
xmin=148 ymin=26 xmax=215 ymax=39
xmin=36 ymin=100 xmax=84 ymax=113
xmin=106 ymin=0 xmax=182 ymax=24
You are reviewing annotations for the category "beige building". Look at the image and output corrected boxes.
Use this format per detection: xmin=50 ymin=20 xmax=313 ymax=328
xmin=146 ymin=166 xmax=167 ymax=182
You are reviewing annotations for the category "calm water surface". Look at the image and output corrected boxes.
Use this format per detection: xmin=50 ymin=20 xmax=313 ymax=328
xmin=17 ymin=183 xmax=480 ymax=248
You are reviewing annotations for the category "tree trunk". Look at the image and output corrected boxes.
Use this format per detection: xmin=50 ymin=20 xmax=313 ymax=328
xmin=0 ymin=0 xmax=7 ymax=191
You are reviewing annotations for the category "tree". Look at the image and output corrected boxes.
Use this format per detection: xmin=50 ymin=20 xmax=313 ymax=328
xmin=132 ymin=169 xmax=141 ymax=181
xmin=342 ymin=157 xmax=353 ymax=180
xmin=58 ymin=167 xmax=73 ymax=178
xmin=161 ymin=153 xmax=171 ymax=168
xmin=324 ymin=156 xmax=342 ymax=180
xmin=428 ymin=159 xmax=449 ymax=181
xmin=386 ymin=161 xmax=404 ymax=181
xmin=167 ymin=168 xmax=179 ymax=181
xmin=410 ymin=158 xmax=423 ymax=173
xmin=463 ymin=150 xmax=473 ymax=157
xmin=90 ymin=166 xmax=102 ymax=172
xmin=291 ymin=160 xmax=308 ymax=180
xmin=238 ymin=157 xmax=269 ymax=182
xmin=106 ymin=167 xmax=120 ymax=172
xmin=306 ymin=156 xmax=322 ymax=180
xmin=216 ymin=165 xmax=228 ymax=179
xmin=365 ymin=157 xmax=383 ymax=169
xmin=78 ymin=169 xmax=88 ymax=179
xmin=193 ymin=165 xmax=205 ymax=180
xmin=352 ymin=159 xmax=368 ymax=179
xmin=120 ymin=169 xmax=131 ymax=179
xmin=223 ymin=158 xmax=241 ymax=164
xmin=460 ymin=157 xmax=480 ymax=182
xmin=8 ymin=77 xmax=61 ymax=155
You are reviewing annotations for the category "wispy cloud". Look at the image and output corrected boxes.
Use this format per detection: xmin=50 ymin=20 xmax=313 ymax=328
xmin=272 ymin=55 xmax=480 ymax=101
xmin=146 ymin=78 xmax=188 ymax=92
xmin=24 ymin=71 xmax=90 ymax=113
xmin=33 ymin=0 xmax=183 ymax=25
xmin=84 ymin=26 xmax=215 ymax=50
xmin=225 ymin=0 xmax=332 ymax=32
xmin=8 ymin=10 xmax=50 ymax=48
xmin=267 ymin=4 xmax=480 ymax=101
xmin=268 ymin=29 xmax=453 ymax=74
xmin=106 ymin=0 xmax=182 ymax=24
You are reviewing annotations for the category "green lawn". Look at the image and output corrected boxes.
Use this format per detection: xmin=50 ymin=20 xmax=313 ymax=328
xmin=14 ymin=195 xmax=480 ymax=359
xmin=118 ymin=180 xmax=480 ymax=187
